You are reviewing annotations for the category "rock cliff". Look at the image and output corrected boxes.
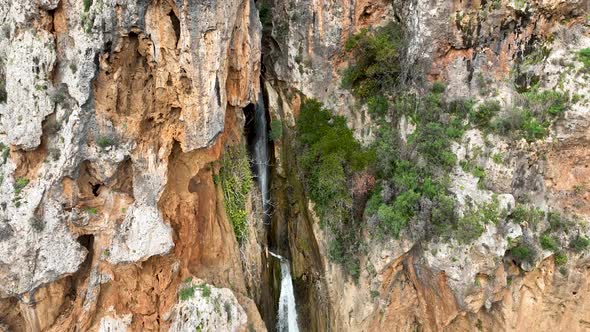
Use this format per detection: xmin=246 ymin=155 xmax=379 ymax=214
xmin=0 ymin=0 xmax=589 ymax=331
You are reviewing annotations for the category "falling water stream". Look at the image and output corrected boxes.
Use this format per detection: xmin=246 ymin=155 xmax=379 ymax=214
xmin=249 ymin=90 xmax=299 ymax=331
xmin=253 ymin=92 xmax=270 ymax=224
xmin=269 ymin=251 xmax=300 ymax=332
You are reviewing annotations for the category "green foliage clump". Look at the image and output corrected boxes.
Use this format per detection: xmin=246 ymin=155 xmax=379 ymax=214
xmin=491 ymin=87 xmax=569 ymax=142
xmin=14 ymin=177 xmax=29 ymax=195
xmin=96 ymin=136 xmax=115 ymax=149
xmin=342 ymin=22 xmax=405 ymax=100
xmin=450 ymin=198 xmax=502 ymax=244
xmin=412 ymin=122 xmax=458 ymax=170
xmin=511 ymin=244 xmax=536 ymax=265
xmin=269 ymin=119 xmax=283 ymax=141
xmin=570 ymin=235 xmax=590 ymax=252
xmin=492 ymin=153 xmax=504 ymax=164
xmin=367 ymin=95 xmax=389 ymax=117
xmin=85 ymin=207 xmax=98 ymax=215
xmin=179 ymin=286 xmax=195 ymax=301
xmin=296 ymin=99 xmax=373 ymax=278
xmin=431 ymin=82 xmax=446 ymax=94
xmin=258 ymin=2 xmax=272 ymax=28
xmin=0 ymin=143 xmax=9 ymax=165
xmin=540 ymin=233 xmax=559 ymax=252
xmin=554 ymin=252 xmax=568 ymax=266
xmin=578 ymin=48 xmax=590 ymax=69
xmin=83 ymin=0 xmax=92 ymax=12
xmin=219 ymin=145 xmax=253 ymax=244
xmin=521 ymin=88 xmax=569 ymax=117
xmin=470 ymin=100 xmax=500 ymax=128
xmin=0 ymin=78 xmax=6 ymax=103
xmin=509 ymin=205 xmax=544 ymax=226
xmin=199 ymin=284 xmax=212 ymax=298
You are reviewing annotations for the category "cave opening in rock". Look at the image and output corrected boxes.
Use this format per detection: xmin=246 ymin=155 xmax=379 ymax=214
xmin=168 ymin=10 xmax=181 ymax=47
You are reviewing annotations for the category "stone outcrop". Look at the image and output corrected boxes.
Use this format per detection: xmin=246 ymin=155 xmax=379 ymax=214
xmin=0 ymin=0 xmax=262 ymax=330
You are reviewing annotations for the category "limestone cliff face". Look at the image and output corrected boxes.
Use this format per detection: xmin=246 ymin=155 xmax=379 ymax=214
xmin=1 ymin=0 xmax=590 ymax=331
xmin=264 ymin=0 xmax=590 ymax=331
xmin=0 ymin=0 xmax=263 ymax=331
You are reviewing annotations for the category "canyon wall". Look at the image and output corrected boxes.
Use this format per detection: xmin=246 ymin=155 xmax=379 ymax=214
xmin=264 ymin=0 xmax=590 ymax=331
xmin=0 ymin=0 xmax=589 ymax=331
xmin=0 ymin=0 xmax=265 ymax=330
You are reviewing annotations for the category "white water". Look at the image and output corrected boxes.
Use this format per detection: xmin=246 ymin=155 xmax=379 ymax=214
xmin=269 ymin=251 xmax=300 ymax=332
xmin=253 ymin=92 xmax=270 ymax=224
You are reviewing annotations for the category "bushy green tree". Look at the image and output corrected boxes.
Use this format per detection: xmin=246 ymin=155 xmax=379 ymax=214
xmin=342 ymin=22 xmax=405 ymax=100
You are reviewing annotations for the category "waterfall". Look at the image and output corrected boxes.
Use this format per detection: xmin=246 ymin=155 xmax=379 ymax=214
xmin=253 ymin=92 xmax=270 ymax=224
xmin=269 ymin=252 xmax=300 ymax=332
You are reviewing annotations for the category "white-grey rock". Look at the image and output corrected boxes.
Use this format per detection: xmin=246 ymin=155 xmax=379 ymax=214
xmin=169 ymin=280 xmax=248 ymax=332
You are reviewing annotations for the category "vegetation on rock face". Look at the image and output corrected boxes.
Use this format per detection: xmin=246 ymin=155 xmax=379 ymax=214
xmin=14 ymin=177 xmax=29 ymax=195
xmin=293 ymin=19 xmax=580 ymax=278
xmin=0 ymin=78 xmax=6 ymax=103
xmin=219 ymin=144 xmax=253 ymax=244
xmin=492 ymin=86 xmax=569 ymax=142
xmin=341 ymin=22 xmax=406 ymax=100
xmin=578 ymin=48 xmax=590 ymax=70
xmin=0 ymin=58 xmax=5 ymax=103
xmin=258 ymin=2 xmax=272 ymax=28
xmin=179 ymin=285 xmax=195 ymax=301
xmin=570 ymin=235 xmax=590 ymax=252
xmin=510 ymin=243 xmax=536 ymax=265
xmin=269 ymin=119 xmax=283 ymax=141
xmin=296 ymin=99 xmax=373 ymax=278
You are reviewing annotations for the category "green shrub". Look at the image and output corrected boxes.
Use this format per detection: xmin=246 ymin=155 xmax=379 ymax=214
xmin=297 ymin=99 xmax=374 ymax=278
xmin=14 ymin=177 xmax=29 ymax=195
xmin=96 ymin=136 xmax=115 ymax=149
xmin=179 ymin=286 xmax=195 ymax=301
xmin=199 ymin=284 xmax=212 ymax=298
xmin=492 ymin=107 xmax=525 ymax=137
xmin=69 ymin=63 xmax=78 ymax=74
xmin=377 ymin=190 xmax=420 ymax=238
xmin=547 ymin=211 xmax=566 ymax=231
xmin=219 ymin=145 xmax=253 ymax=243
xmin=431 ymin=82 xmax=446 ymax=94
xmin=490 ymin=87 xmax=569 ymax=141
xmin=454 ymin=209 xmax=486 ymax=244
xmin=451 ymin=198 xmax=501 ymax=243
xmin=0 ymin=79 xmax=6 ymax=103
xmin=511 ymin=244 xmax=536 ymax=265
xmin=520 ymin=112 xmax=546 ymax=142
xmin=412 ymin=122 xmax=457 ymax=170
xmin=554 ymin=252 xmax=568 ymax=266
xmin=269 ymin=119 xmax=283 ymax=141
xmin=85 ymin=207 xmax=98 ymax=215
xmin=509 ymin=205 xmax=544 ymax=226
xmin=540 ymin=233 xmax=559 ymax=252
xmin=570 ymin=235 xmax=590 ymax=252
xmin=470 ymin=100 xmax=500 ymax=128
xmin=578 ymin=48 xmax=590 ymax=69
xmin=521 ymin=88 xmax=568 ymax=117
xmin=342 ymin=22 xmax=405 ymax=100
xmin=367 ymin=95 xmax=389 ymax=117
xmin=1 ymin=145 xmax=9 ymax=165
xmin=83 ymin=0 xmax=92 ymax=12
xmin=492 ymin=153 xmax=504 ymax=164
xmin=51 ymin=85 xmax=68 ymax=104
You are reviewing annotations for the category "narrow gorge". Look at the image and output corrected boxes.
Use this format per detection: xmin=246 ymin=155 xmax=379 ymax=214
xmin=0 ymin=0 xmax=589 ymax=332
